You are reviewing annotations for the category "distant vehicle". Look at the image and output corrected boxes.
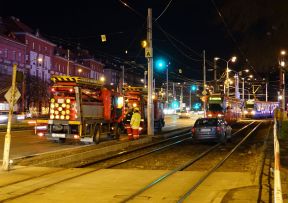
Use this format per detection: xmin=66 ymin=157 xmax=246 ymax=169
xmin=243 ymin=99 xmax=279 ymax=119
xmin=191 ymin=117 xmax=232 ymax=143
xmin=0 ymin=111 xmax=8 ymax=124
xmin=179 ymin=109 xmax=190 ymax=118
xmin=206 ymin=94 xmax=242 ymax=124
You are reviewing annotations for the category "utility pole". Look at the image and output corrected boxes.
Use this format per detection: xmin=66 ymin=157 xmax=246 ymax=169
xmin=144 ymin=70 xmax=147 ymax=87
xmin=21 ymin=73 xmax=25 ymax=113
xmin=203 ymin=50 xmax=206 ymax=117
xmin=147 ymin=8 xmax=154 ymax=136
xmin=266 ymin=82 xmax=268 ymax=102
xmin=166 ymin=68 xmax=169 ymax=104
xmin=189 ymin=88 xmax=191 ymax=110
xmin=121 ymin=65 xmax=125 ymax=86
xmin=180 ymin=84 xmax=183 ymax=109
xmin=242 ymin=79 xmax=245 ymax=100
xmin=235 ymin=73 xmax=240 ymax=99
xmin=67 ymin=49 xmax=70 ymax=75
xmin=242 ymin=78 xmax=245 ymax=118
xmin=2 ymin=64 xmax=17 ymax=171
xmin=214 ymin=58 xmax=217 ymax=92
xmin=172 ymin=82 xmax=175 ymax=99
xmin=226 ymin=61 xmax=229 ymax=97
xmin=282 ymin=71 xmax=285 ymax=110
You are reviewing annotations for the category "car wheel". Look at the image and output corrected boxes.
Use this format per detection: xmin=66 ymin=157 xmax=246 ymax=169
xmin=220 ymin=133 xmax=227 ymax=145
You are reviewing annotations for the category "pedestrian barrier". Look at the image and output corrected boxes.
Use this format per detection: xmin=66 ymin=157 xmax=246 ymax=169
xmin=274 ymin=118 xmax=283 ymax=203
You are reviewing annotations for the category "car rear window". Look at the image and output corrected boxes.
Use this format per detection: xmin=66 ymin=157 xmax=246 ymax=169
xmin=195 ymin=118 xmax=218 ymax=127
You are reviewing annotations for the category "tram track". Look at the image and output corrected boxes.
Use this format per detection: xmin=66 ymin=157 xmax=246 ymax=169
xmin=118 ymin=121 xmax=262 ymax=203
xmin=0 ymin=129 xmax=193 ymax=202
xmin=0 ymin=121 xmax=256 ymax=202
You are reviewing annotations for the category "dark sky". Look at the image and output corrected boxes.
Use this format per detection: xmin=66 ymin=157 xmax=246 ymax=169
xmin=1 ymin=0 xmax=238 ymax=82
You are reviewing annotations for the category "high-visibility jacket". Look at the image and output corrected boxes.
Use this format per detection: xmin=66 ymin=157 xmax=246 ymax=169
xmin=130 ymin=112 xmax=141 ymax=129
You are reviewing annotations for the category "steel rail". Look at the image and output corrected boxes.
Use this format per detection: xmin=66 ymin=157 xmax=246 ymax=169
xmin=177 ymin=122 xmax=262 ymax=203
xmin=78 ymin=131 xmax=192 ymax=167
xmin=0 ymin=129 xmax=191 ymax=189
xmin=0 ymin=133 xmax=192 ymax=202
xmin=0 ymin=122 xmax=254 ymax=202
xmin=120 ymin=121 xmax=256 ymax=203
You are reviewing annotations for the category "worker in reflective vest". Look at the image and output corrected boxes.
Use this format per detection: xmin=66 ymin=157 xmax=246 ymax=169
xmin=130 ymin=107 xmax=141 ymax=139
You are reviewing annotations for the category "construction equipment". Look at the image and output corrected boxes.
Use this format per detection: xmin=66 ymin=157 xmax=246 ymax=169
xmin=122 ymin=86 xmax=165 ymax=133
xmin=44 ymin=75 xmax=123 ymax=143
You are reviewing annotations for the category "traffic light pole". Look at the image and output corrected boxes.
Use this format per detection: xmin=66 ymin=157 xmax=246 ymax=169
xmin=166 ymin=68 xmax=169 ymax=104
xmin=2 ymin=64 xmax=17 ymax=171
xmin=203 ymin=50 xmax=206 ymax=117
xmin=147 ymin=8 xmax=154 ymax=136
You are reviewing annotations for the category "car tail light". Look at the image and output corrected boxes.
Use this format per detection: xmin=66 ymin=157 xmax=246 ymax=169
xmin=191 ymin=127 xmax=195 ymax=134
xmin=216 ymin=126 xmax=221 ymax=133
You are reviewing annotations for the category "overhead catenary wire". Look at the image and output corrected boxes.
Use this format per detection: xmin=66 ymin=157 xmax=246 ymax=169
xmin=155 ymin=0 xmax=174 ymax=21
xmin=209 ymin=0 xmax=261 ymax=79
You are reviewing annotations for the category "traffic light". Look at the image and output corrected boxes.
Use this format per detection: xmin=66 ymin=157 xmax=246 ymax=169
xmin=192 ymin=102 xmax=201 ymax=110
xmin=141 ymin=40 xmax=148 ymax=48
xmin=191 ymin=84 xmax=197 ymax=92
xmin=155 ymin=58 xmax=166 ymax=71
xmin=171 ymin=100 xmax=179 ymax=109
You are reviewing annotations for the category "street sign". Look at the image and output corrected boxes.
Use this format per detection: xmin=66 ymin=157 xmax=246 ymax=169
xmin=145 ymin=47 xmax=153 ymax=58
xmin=4 ymin=87 xmax=21 ymax=105
xmin=202 ymin=90 xmax=207 ymax=95
xmin=101 ymin=34 xmax=106 ymax=42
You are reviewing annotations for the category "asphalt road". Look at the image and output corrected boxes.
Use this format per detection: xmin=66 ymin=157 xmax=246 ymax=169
xmin=0 ymin=130 xmax=79 ymax=160
xmin=0 ymin=114 xmax=199 ymax=161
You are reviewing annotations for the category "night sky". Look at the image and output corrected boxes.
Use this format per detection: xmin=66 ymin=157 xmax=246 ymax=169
xmin=1 ymin=0 xmax=288 ymax=84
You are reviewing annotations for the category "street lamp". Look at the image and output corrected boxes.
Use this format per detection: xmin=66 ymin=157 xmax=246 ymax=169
xmin=279 ymin=50 xmax=286 ymax=110
xmin=78 ymin=68 xmax=82 ymax=73
xmin=100 ymin=76 xmax=105 ymax=82
xmin=214 ymin=56 xmax=237 ymax=96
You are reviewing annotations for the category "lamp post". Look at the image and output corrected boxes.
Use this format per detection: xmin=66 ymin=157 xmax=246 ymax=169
xmin=214 ymin=56 xmax=237 ymax=96
xmin=225 ymin=56 xmax=237 ymax=96
xmin=214 ymin=57 xmax=219 ymax=92
xmin=279 ymin=50 xmax=286 ymax=110
xmin=241 ymin=74 xmax=253 ymax=100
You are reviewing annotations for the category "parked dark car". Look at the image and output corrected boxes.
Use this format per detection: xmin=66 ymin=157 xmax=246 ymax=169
xmin=191 ymin=118 xmax=232 ymax=143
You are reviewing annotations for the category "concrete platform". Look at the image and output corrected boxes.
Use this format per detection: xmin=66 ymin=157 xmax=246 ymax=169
xmin=0 ymin=166 xmax=257 ymax=203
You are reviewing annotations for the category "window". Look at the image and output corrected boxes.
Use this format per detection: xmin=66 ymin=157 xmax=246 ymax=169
xmin=195 ymin=118 xmax=218 ymax=127
xmin=4 ymin=49 xmax=8 ymax=58
xmin=38 ymin=45 xmax=41 ymax=52
xmin=12 ymin=51 xmax=16 ymax=60
xmin=25 ymin=39 xmax=28 ymax=45
xmin=32 ymin=42 xmax=35 ymax=50
xmin=18 ymin=53 xmax=22 ymax=61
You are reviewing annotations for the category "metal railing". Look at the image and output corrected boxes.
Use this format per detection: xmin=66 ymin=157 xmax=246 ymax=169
xmin=274 ymin=118 xmax=283 ymax=203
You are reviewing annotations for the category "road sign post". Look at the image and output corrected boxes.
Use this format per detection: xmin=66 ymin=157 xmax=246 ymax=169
xmin=2 ymin=64 xmax=18 ymax=171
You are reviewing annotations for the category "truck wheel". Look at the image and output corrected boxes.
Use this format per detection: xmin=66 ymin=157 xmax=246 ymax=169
xmin=114 ymin=124 xmax=121 ymax=140
xmin=59 ymin=138 xmax=66 ymax=143
xmin=93 ymin=126 xmax=100 ymax=144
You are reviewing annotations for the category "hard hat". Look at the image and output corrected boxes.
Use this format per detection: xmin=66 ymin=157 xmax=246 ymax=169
xmin=134 ymin=107 xmax=139 ymax=111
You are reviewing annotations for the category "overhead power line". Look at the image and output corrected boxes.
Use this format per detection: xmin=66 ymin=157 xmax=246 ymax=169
xmin=155 ymin=0 xmax=174 ymax=21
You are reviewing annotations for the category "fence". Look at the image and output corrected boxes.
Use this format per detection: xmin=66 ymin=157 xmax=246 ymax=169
xmin=274 ymin=118 xmax=283 ymax=203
